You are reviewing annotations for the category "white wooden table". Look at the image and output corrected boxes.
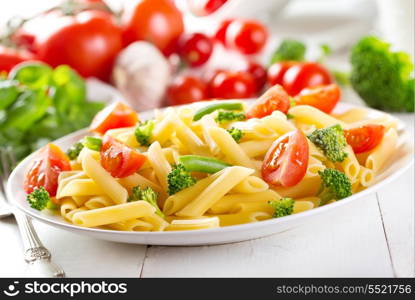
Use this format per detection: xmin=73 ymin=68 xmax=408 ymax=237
xmin=0 ymin=114 xmax=413 ymax=278
xmin=0 ymin=0 xmax=414 ymax=278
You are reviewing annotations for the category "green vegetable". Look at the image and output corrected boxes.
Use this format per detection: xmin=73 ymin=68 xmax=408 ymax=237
xmin=26 ymin=187 xmax=50 ymax=211
xmin=0 ymin=81 xmax=19 ymax=110
xmin=179 ymin=155 xmax=230 ymax=173
xmin=167 ymin=164 xmax=197 ymax=195
xmin=317 ymin=168 xmax=352 ymax=205
xmin=66 ymin=141 xmax=84 ymax=160
xmin=332 ymin=70 xmax=350 ymax=86
xmin=0 ymin=63 xmax=104 ymax=161
xmin=128 ymin=186 xmax=164 ymax=217
xmin=9 ymin=62 xmax=53 ymax=90
xmin=350 ymin=36 xmax=414 ymax=112
xmin=193 ymin=102 xmax=244 ymax=121
xmin=286 ymin=113 xmax=294 ymax=120
xmin=227 ymin=127 xmax=243 ymax=143
xmin=82 ymin=136 xmax=102 ymax=151
xmin=135 ymin=120 xmax=155 ymax=146
xmin=215 ymin=111 xmax=246 ymax=124
xmin=308 ymin=124 xmax=348 ymax=162
xmin=270 ymin=39 xmax=306 ymax=64
xmin=268 ymin=197 xmax=295 ymax=218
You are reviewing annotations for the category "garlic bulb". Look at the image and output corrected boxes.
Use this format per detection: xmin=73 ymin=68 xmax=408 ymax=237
xmin=113 ymin=41 xmax=171 ymax=111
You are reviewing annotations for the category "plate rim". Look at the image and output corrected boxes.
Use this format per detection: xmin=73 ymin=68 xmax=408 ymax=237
xmin=6 ymin=102 xmax=415 ymax=239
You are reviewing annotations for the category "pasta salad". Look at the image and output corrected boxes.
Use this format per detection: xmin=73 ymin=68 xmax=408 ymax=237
xmin=23 ymin=84 xmax=400 ymax=232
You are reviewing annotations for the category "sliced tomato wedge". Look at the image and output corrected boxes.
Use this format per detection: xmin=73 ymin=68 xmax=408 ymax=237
xmin=246 ymin=84 xmax=290 ymax=118
xmin=90 ymin=102 xmax=138 ymax=135
xmin=295 ymin=84 xmax=341 ymax=113
xmin=100 ymin=136 xmax=146 ymax=178
xmin=24 ymin=144 xmax=71 ymax=198
xmin=262 ymin=130 xmax=309 ymax=187
xmin=344 ymin=124 xmax=385 ymax=154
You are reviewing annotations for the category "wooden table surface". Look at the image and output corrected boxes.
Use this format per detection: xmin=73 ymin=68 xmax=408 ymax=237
xmin=0 ymin=115 xmax=413 ymax=278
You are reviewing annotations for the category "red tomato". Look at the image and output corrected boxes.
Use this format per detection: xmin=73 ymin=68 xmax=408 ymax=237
xmin=122 ymin=0 xmax=184 ymax=56
xmin=267 ymin=61 xmax=298 ymax=86
xmin=240 ymin=61 xmax=266 ymax=92
xmin=282 ymin=62 xmax=332 ymax=96
xmin=187 ymin=0 xmax=228 ymax=16
xmin=214 ymin=19 xmax=233 ymax=45
xmin=262 ymin=130 xmax=309 ymax=187
xmin=0 ymin=46 xmax=36 ymax=73
xmin=19 ymin=10 xmax=122 ymax=81
xmin=344 ymin=125 xmax=385 ymax=154
xmin=209 ymin=70 xmax=256 ymax=99
xmin=295 ymin=84 xmax=341 ymax=113
xmin=246 ymin=84 xmax=290 ymax=118
xmin=100 ymin=136 xmax=146 ymax=178
xmin=226 ymin=19 xmax=268 ymax=54
xmin=24 ymin=144 xmax=71 ymax=197
xmin=90 ymin=102 xmax=138 ymax=135
xmin=178 ymin=33 xmax=213 ymax=67
xmin=167 ymin=75 xmax=208 ymax=105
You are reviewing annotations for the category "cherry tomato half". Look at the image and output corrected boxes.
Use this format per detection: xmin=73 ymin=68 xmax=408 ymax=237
xmin=122 ymin=0 xmax=184 ymax=56
xmin=295 ymin=84 xmax=341 ymax=113
xmin=187 ymin=0 xmax=228 ymax=16
xmin=240 ymin=61 xmax=266 ymax=92
xmin=344 ymin=124 xmax=385 ymax=154
xmin=24 ymin=144 xmax=71 ymax=197
xmin=178 ymin=33 xmax=213 ymax=67
xmin=246 ymin=84 xmax=290 ymax=118
xmin=90 ymin=102 xmax=138 ymax=135
xmin=267 ymin=61 xmax=298 ymax=86
xmin=282 ymin=62 xmax=332 ymax=96
xmin=262 ymin=130 xmax=309 ymax=187
xmin=167 ymin=75 xmax=208 ymax=105
xmin=226 ymin=19 xmax=268 ymax=54
xmin=100 ymin=136 xmax=146 ymax=178
xmin=209 ymin=70 xmax=256 ymax=99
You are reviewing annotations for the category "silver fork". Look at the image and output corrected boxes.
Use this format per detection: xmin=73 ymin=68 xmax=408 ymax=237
xmin=0 ymin=147 xmax=65 ymax=277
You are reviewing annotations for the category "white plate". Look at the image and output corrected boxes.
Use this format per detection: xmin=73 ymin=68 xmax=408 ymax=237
xmin=6 ymin=102 xmax=414 ymax=246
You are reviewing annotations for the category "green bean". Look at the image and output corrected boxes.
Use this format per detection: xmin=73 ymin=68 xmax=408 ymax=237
xmin=179 ymin=155 xmax=231 ymax=173
xmin=82 ymin=136 xmax=102 ymax=151
xmin=193 ymin=102 xmax=244 ymax=121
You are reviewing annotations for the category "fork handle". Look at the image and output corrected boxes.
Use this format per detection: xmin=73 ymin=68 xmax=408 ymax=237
xmin=14 ymin=211 xmax=65 ymax=277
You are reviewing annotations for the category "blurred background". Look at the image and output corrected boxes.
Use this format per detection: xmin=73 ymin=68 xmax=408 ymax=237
xmin=0 ymin=0 xmax=413 ymax=160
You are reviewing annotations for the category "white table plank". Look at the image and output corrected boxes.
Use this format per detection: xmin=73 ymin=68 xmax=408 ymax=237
xmin=141 ymin=194 xmax=394 ymax=277
xmin=376 ymin=166 xmax=415 ymax=277
xmin=0 ymin=218 xmax=147 ymax=277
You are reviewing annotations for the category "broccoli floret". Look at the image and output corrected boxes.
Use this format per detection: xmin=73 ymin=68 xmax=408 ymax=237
xmin=268 ymin=197 xmax=295 ymax=218
xmin=318 ymin=168 xmax=352 ymax=205
xmin=27 ymin=187 xmax=50 ymax=211
xmin=350 ymin=36 xmax=414 ymax=112
xmin=308 ymin=124 xmax=348 ymax=162
xmin=270 ymin=39 xmax=306 ymax=63
xmin=128 ymin=186 xmax=164 ymax=217
xmin=227 ymin=127 xmax=243 ymax=143
xmin=215 ymin=111 xmax=246 ymax=124
xmin=135 ymin=120 xmax=155 ymax=146
xmin=66 ymin=141 xmax=84 ymax=160
xmin=167 ymin=164 xmax=197 ymax=195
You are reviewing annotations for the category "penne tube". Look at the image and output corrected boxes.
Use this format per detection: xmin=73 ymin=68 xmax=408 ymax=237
xmin=72 ymin=201 xmax=156 ymax=227
xmin=209 ymin=189 xmax=281 ymax=214
xmin=176 ymin=166 xmax=254 ymax=217
xmin=81 ymin=152 xmax=128 ymax=204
